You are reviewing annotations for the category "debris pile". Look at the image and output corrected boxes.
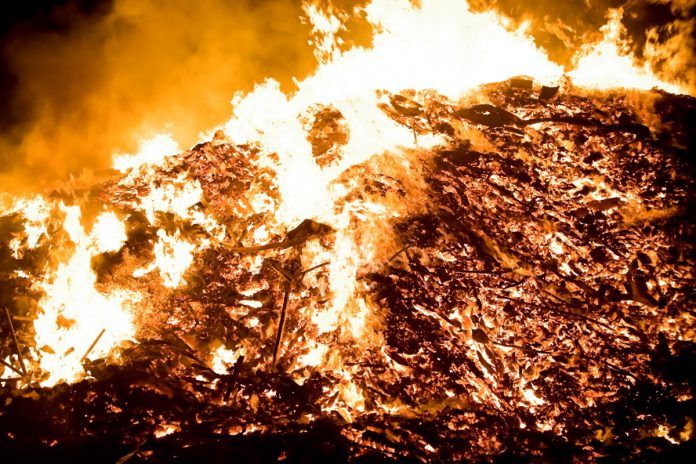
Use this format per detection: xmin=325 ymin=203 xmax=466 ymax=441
xmin=1 ymin=80 xmax=694 ymax=463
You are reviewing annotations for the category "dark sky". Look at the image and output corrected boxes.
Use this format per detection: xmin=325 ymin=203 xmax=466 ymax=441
xmin=0 ymin=1 xmax=114 ymax=129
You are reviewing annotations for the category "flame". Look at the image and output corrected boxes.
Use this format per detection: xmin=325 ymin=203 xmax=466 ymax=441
xmin=113 ymin=133 xmax=180 ymax=172
xmin=569 ymin=9 xmax=685 ymax=94
xmin=1 ymin=0 xmax=690 ymax=397
xmin=223 ymin=0 xmax=564 ymax=226
xmin=211 ymin=345 xmax=244 ymax=375
xmin=7 ymin=196 xmax=50 ymax=258
xmin=137 ymin=171 xmax=206 ymax=222
xmin=33 ymin=206 xmax=138 ymax=386
xmin=150 ymin=229 xmax=196 ymax=288
xmin=91 ymin=211 xmax=129 ymax=253
xmin=303 ymin=2 xmax=345 ymax=64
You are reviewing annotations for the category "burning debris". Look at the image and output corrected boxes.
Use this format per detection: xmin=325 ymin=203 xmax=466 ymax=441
xmin=0 ymin=0 xmax=695 ymax=463
xmin=1 ymin=78 xmax=694 ymax=463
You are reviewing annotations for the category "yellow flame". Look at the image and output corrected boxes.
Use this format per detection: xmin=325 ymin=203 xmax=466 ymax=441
xmin=34 ymin=206 xmax=138 ymax=386
xmin=211 ymin=345 xmax=244 ymax=375
xmin=91 ymin=211 xmax=128 ymax=253
xmin=303 ymin=2 xmax=345 ymax=64
xmin=569 ymin=9 xmax=685 ymax=94
xmin=4 ymin=0 xmax=691 ymax=393
xmin=223 ymin=0 xmax=564 ymax=227
xmin=6 ymin=196 xmax=50 ymax=258
xmin=151 ymin=229 xmax=196 ymax=288
xmin=138 ymin=172 xmax=205 ymax=222
xmin=113 ymin=133 xmax=180 ymax=172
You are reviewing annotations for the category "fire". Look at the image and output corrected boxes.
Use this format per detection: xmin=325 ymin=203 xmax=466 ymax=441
xmin=0 ymin=1 xmax=693 ymax=459
xmin=33 ymin=206 xmax=138 ymax=386
xmin=113 ymin=133 xmax=180 ymax=173
xmin=1 ymin=0 xmax=686 ymax=388
xmin=150 ymin=229 xmax=196 ymax=288
xmin=569 ymin=9 xmax=685 ymax=93
xmin=222 ymin=0 xmax=565 ymax=226
xmin=7 ymin=196 xmax=50 ymax=258
xmin=211 ymin=345 xmax=245 ymax=375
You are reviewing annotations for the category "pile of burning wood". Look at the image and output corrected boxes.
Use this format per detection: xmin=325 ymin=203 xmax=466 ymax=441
xmin=1 ymin=79 xmax=694 ymax=463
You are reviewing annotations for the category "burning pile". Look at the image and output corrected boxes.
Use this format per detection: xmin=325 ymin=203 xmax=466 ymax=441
xmin=1 ymin=0 xmax=695 ymax=462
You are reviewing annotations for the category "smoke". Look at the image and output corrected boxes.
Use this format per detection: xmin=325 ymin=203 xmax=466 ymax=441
xmin=0 ymin=0 xmax=317 ymax=193
xmin=639 ymin=2 xmax=696 ymax=89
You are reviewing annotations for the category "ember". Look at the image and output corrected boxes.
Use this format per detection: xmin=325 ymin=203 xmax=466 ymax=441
xmin=1 ymin=0 xmax=694 ymax=462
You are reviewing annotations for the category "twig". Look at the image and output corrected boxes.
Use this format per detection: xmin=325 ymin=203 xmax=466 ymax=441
xmin=116 ymin=440 xmax=147 ymax=464
xmin=239 ymin=195 xmax=255 ymax=214
xmin=81 ymin=328 xmax=106 ymax=362
xmin=538 ymin=295 xmax=614 ymax=332
xmin=389 ymin=244 xmax=412 ymax=262
xmin=268 ymin=258 xmax=327 ymax=368
xmin=604 ymin=360 xmax=636 ymax=380
xmin=223 ymin=355 xmax=244 ymax=402
xmin=234 ymin=225 xmax=248 ymax=247
xmin=301 ymin=261 xmax=330 ymax=276
xmin=272 ymin=283 xmax=291 ymax=368
xmin=267 ymin=259 xmax=303 ymax=288
xmin=498 ymin=293 xmax=615 ymax=333
xmin=0 ymin=357 xmax=23 ymax=376
xmin=227 ymin=236 xmax=309 ymax=254
xmin=501 ymin=278 xmax=527 ymax=289
xmin=450 ymin=268 xmax=505 ymax=275
xmin=492 ymin=341 xmax=550 ymax=355
xmin=4 ymin=307 xmax=26 ymax=375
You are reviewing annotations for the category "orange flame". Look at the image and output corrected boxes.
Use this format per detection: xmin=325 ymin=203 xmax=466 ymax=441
xmin=2 ymin=0 xmax=690 ymax=391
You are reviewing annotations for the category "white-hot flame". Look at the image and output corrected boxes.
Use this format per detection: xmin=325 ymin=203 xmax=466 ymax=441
xmin=151 ymin=229 xmax=196 ymax=288
xmin=569 ymin=9 xmax=685 ymax=94
xmin=113 ymin=133 xmax=180 ymax=172
xmin=34 ymin=206 xmax=138 ymax=386
xmin=224 ymin=0 xmax=564 ymax=227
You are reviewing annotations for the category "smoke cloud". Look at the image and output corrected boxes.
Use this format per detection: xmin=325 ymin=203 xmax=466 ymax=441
xmin=0 ymin=0 xmax=317 ymax=192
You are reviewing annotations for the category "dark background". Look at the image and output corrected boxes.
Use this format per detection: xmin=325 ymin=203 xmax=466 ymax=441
xmin=0 ymin=1 xmax=114 ymax=131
